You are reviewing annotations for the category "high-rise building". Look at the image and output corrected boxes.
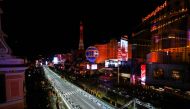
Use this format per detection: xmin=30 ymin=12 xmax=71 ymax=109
xmin=131 ymin=30 xmax=151 ymax=61
xmin=95 ymin=39 xmax=118 ymax=63
xmin=108 ymin=39 xmax=118 ymax=59
xmin=95 ymin=43 xmax=108 ymax=63
xmin=130 ymin=30 xmax=151 ymax=80
xmin=145 ymin=0 xmax=190 ymax=63
xmin=141 ymin=0 xmax=190 ymax=89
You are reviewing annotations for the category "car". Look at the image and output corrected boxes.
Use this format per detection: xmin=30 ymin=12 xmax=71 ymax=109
xmin=97 ymin=102 xmax=101 ymax=106
xmin=125 ymin=95 xmax=130 ymax=98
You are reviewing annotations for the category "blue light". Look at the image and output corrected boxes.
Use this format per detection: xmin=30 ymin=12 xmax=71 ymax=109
xmin=85 ymin=46 xmax=99 ymax=63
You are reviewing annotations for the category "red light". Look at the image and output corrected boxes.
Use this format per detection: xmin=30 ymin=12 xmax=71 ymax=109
xmin=141 ymin=64 xmax=146 ymax=85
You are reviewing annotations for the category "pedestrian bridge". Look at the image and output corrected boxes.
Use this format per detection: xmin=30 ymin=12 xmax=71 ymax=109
xmin=120 ymin=98 xmax=158 ymax=109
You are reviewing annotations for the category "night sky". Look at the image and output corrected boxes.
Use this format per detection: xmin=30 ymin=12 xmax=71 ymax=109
xmin=1 ymin=0 xmax=165 ymax=59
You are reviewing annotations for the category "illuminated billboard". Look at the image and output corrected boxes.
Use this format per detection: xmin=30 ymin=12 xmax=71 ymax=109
xmin=171 ymin=70 xmax=181 ymax=80
xmin=53 ymin=54 xmax=66 ymax=64
xmin=91 ymin=64 xmax=97 ymax=70
xmin=141 ymin=64 xmax=146 ymax=85
xmin=104 ymin=59 xmax=120 ymax=67
xmin=130 ymin=75 xmax=136 ymax=85
xmin=118 ymin=37 xmax=128 ymax=61
xmin=86 ymin=64 xmax=90 ymax=69
xmin=153 ymin=68 xmax=164 ymax=79
xmin=105 ymin=60 xmax=109 ymax=67
xmin=53 ymin=57 xmax=58 ymax=64
xmin=86 ymin=64 xmax=97 ymax=70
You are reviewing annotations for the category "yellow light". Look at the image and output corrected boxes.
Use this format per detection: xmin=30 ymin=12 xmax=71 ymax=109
xmin=143 ymin=1 xmax=167 ymax=21
xmin=168 ymin=36 xmax=175 ymax=39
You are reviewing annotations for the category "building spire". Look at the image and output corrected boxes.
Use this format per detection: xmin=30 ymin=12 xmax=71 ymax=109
xmin=79 ymin=21 xmax=84 ymax=50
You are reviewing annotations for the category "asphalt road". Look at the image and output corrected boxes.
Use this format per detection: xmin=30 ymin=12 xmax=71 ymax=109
xmin=43 ymin=66 xmax=116 ymax=109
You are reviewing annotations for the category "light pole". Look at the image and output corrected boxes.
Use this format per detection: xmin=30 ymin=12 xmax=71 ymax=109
xmin=117 ymin=60 xmax=120 ymax=85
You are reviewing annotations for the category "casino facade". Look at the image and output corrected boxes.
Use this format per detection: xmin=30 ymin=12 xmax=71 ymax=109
xmin=140 ymin=0 xmax=190 ymax=89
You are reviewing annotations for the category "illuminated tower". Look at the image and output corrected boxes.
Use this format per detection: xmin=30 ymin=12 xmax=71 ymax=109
xmin=79 ymin=21 xmax=84 ymax=50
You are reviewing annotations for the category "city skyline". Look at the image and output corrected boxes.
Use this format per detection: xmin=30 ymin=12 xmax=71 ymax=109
xmin=1 ymin=0 xmax=165 ymax=58
xmin=1 ymin=0 xmax=190 ymax=109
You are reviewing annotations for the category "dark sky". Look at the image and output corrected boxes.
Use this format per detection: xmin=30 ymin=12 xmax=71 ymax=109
xmin=1 ymin=0 xmax=165 ymax=58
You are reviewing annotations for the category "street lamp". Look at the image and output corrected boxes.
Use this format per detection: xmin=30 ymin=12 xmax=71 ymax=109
xmin=117 ymin=60 xmax=121 ymax=85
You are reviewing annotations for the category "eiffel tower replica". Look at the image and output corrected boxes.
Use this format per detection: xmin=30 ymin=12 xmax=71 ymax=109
xmin=76 ymin=21 xmax=85 ymax=60
xmin=79 ymin=21 xmax=84 ymax=50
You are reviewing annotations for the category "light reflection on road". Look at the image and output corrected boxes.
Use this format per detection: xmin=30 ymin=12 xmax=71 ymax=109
xmin=43 ymin=66 xmax=116 ymax=109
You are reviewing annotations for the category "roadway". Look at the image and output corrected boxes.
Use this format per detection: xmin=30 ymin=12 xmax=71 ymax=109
xmin=43 ymin=66 xmax=116 ymax=109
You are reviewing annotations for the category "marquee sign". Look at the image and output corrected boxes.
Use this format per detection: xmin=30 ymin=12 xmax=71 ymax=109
xmin=142 ymin=1 xmax=167 ymax=21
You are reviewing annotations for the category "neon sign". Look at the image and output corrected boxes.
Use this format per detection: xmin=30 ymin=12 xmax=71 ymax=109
xmin=143 ymin=1 xmax=167 ymax=21
xmin=141 ymin=64 xmax=146 ymax=85
xmin=85 ymin=46 xmax=99 ymax=63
